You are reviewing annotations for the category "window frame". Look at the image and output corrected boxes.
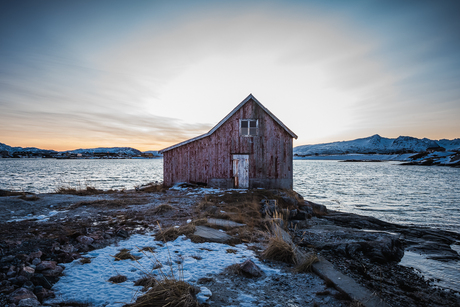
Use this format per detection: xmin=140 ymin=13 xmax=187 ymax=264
xmin=239 ymin=119 xmax=259 ymax=137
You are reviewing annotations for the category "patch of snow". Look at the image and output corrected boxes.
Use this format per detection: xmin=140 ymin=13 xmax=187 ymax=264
xmin=7 ymin=210 xmax=64 ymax=223
xmin=237 ymin=293 xmax=259 ymax=307
xmin=197 ymin=286 xmax=212 ymax=304
xmin=47 ymin=235 xmax=280 ymax=307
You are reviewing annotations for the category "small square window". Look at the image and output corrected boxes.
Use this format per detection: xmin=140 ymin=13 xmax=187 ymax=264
xmin=240 ymin=119 xmax=258 ymax=136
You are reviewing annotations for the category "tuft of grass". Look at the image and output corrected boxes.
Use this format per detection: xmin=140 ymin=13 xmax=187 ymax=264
xmin=80 ymin=257 xmax=92 ymax=264
xmin=155 ymin=224 xmax=196 ymax=242
xmin=18 ymin=193 xmax=40 ymax=201
xmin=125 ymin=278 xmax=200 ymax=307
xmin=113 ymin=248 xmax=141 ymax=261
xmin=262 ymin=236 xmax=297 ymax=264
xmin=55 ymin=185 xmax=106 ymax=195
xmin=226 ymin=249 xmax=238 ymax=254
xmin=295 ymin=253 xmax=319 ymax=273
xmin=136 ymin=182 xmax=166 ymax=193
xmin=134 ymin=275 xmax=156 ymax=292
xmin=152 ymin=204 xmax=174 ymax=215
xmin=108 ymin=274 xmax=128 ymax=283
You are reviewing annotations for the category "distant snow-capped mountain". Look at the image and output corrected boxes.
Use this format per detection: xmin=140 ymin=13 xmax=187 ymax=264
xmin=0 ymin=142 xmax=57 ymax=154
xmin=0 ymin=143 xmax=149 ymax=156
xmin=65 ymin=147 xmax=142 ymax=156
xmin=294 ymin=134 xmax=460 ymax=156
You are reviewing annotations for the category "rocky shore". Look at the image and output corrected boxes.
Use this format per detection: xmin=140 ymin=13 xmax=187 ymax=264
xmin=0 ymin=186 xmax=459 ymax=306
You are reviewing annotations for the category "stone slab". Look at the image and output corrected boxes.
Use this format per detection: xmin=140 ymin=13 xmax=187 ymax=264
xmin=193 ymin=226 xmax=232 ymax=243
xmin=312 ymin=256 xmax=389 ymax=307
xmin=207 ymin=218 xmax=245 ymax=229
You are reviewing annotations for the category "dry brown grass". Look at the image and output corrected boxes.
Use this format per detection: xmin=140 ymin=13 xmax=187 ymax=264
xmin=134 ymin=275 xmax=156 ymax=292
xmin=55 ymin=185 xmax=106 ymax=195
xmin=108 ymin=274 xmax=128 ymax=283
xmin=136 ymin=182 xmax=166 ymax=193
xmin=113 ymin=248 xmax=141 ymax=261
xmin=125 ymin=278 xmax=200 ymax=307
xmin=196 ymin=193 xmax=263 ymax=228
xmin=152 ymin=204 xmax=174 ymax=214
xmin=295 ymin=253 xmax=319 ymax=273
xmin=154 ymin=224 xmax=196 ymax=242
xmin=262 ymin=236 xmax=297 ymax=264
xmin=18 ymin=193 xmax=40 ymax=201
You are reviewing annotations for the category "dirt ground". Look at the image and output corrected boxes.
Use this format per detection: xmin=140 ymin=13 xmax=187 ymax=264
xmin=1 ymin=187 xmax=459 ymax=307
xmin=0 ymin=188 xmax=346 ymax=306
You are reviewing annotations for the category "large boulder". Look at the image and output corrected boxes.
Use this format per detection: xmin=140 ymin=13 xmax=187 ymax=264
xmin=8 ymin=287 xmax=38 ymax=304
xmin=240 ymin=259 xmax=263 ymax=277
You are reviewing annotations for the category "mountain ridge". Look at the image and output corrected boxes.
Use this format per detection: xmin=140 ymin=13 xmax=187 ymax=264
xmin=0 ymin=143 xmax=159 ymax=156
xmin=294 ymin=134 xmax=460 ymax=156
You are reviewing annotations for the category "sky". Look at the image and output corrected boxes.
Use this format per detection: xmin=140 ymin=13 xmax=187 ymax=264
xmin=1 ymin=0 xmax=459 ymax=151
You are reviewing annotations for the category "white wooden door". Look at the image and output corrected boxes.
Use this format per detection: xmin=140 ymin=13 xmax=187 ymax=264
xmin=232 ymin=154 xmax=249 ymax=189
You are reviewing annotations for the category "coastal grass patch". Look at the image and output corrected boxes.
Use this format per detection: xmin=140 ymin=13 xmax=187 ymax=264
xmin=55 ymin=185 xmax=104 ymax=195
xmin=112 ymin=248 xmax=141 ymax=261
xmin=295 ymin=253 xmax=319 ymax=273
xmin=262 ymin=235 xmax=297 ymax=264
xmin=155 ymin=224 xmax=196 ymax=242
xmin=136 ymin=182 xmax=166 ymax=193
xmin=18 ymin=193 xmax=40 ymax=201
xmin=151 ymin=204 xmax=174 ymax=215
xmin=0 ymin=189 xmax=37 ymax=198
xmin=196 ymin=194 xmax=262 ymax=228
xmin=134 ymin=275 xmax=157 ymax=292
xmin=108 ymin=274 xmax=128 ymax=283
xmin=54 ymin=181 xmax=120 ymax=195
xmin=125 ymin=278 xmax=200 ymax=307
xmin=262 ymin=224 xmax=297 ymax=264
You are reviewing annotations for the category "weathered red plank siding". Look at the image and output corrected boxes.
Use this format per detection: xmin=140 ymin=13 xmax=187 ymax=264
xmin=162 ymin=98 xmax=294 ymax=188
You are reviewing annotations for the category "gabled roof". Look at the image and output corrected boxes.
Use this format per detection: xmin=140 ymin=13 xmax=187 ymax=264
xmin=159 ymin=94 xmax=298 ymax=153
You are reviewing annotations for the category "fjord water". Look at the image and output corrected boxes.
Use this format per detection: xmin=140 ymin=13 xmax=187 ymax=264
xmin=1 ymin=158 xmax=458 ymax=232
xmin=293 ymin=160 xmax=460 ymax=232
xmin=0 ymin=158 xmax=163 ymax=194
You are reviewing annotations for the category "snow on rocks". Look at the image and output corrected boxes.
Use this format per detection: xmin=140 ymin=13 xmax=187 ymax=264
xmin=197 ymin=286 xmax=212 ymax=304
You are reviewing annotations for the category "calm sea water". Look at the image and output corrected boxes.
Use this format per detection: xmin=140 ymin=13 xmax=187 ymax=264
xmin=1 ymin=158 xmax=459 ymax=290
xmin=1 ymin=158 xmax=459 ymax=232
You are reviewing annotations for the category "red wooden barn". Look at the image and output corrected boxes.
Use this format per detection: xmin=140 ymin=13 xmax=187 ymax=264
xmin=159 ymin=94 xmax=298 ymax=189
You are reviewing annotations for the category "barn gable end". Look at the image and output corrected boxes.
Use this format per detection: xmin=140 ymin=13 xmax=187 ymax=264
xmin=159 ymin=94 xmax=297 ymax=189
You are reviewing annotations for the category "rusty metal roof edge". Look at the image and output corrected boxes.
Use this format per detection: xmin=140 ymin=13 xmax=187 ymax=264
xmin=159 ymin=94 xmax=297 ymax=153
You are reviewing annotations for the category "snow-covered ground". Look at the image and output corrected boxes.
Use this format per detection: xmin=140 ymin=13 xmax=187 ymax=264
xmin=47 ymin=235 xmax=279 ymax=306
